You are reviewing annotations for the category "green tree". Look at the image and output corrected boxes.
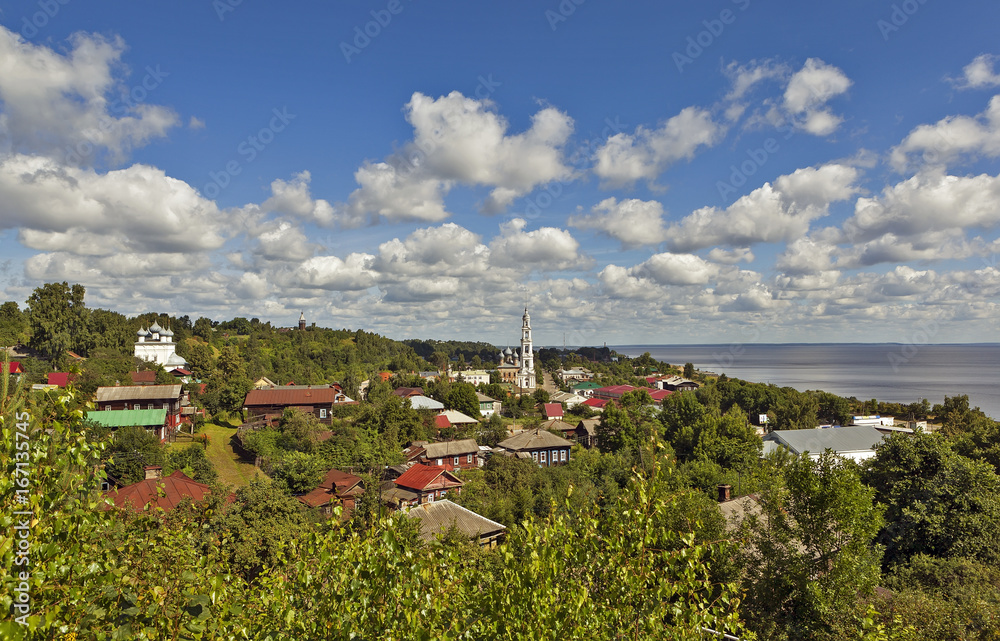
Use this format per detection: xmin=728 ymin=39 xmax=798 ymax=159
xmin=862 ymin=432 xmax=1000 ymax=567
xmin=478 ymin=412 xmax=508 ymax=447
xmin=683 ymin=362 xmax=695 ymax=379
xmin=738 ymin=451 xmax=885 ymax=640
xmin=446 ymin=381 xmax=481 ymax=419
xmin=193 ymin=316 xmax=215 ymax=343
xmin=26 ymin=282 xmax=90 ymax=360
xmin=165 ymin=443 xmax=218 ymax=483
xmin=105 ymin=425 xmax=166 ymax=485
xmin=86 ymin=308 xmax=133 ymax=356
xmin=186 ymin=340 xmax=215 ymax=379
xmin=0 ymin=300 xmax=29 ymax=346
xmin=271 ymin=451 xmax=325 ymax=493
xmin=212 ymin=477 xmax=309 ymax=582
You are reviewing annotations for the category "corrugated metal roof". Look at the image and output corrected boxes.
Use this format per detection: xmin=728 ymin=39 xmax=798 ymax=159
xmin=406 ymin=499 xmax=505 ymax=542
xmin=438 ymin=409 xmax=480 ymax=424
xmin=764 ymin=426 xmax=887 ymax=456
xmin=499 ymin=428 xmax=573 ymax=451
xmin=96 ymin=385 xmax=182 ymax=402
xmin=86 ymin=409 xmax=167 ymax=427
xmin=410 ymin=395 xmax=444 ymax=410
xmin=540 ymin=419 xmax=577 ymax=432
xmin=423 ymin=439 xmax=480 ymax=459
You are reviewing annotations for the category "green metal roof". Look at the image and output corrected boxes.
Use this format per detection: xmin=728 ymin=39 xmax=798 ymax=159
xmin=571 ymin=382 xmax=601 ymax=390
xmin=86 ymin=408 xmax=167 ymax=428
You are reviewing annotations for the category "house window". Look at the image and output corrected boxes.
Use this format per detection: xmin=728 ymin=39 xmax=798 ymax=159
xmin=453 ymin=456 xmax=459 ymax=466
xmin=148 ymin=404 xmax=153 ymax=410
xmin=467 ymin=454 xmax=473 ymax=464
xmin=560 ymin=450 xmax=567 ymax=462
xmin=532 ymin=451 xmax=538 ymax=462
xmin=104 ymin=406 xmax=110 ymax=411
xmin=319 ymin=408 xmax=328 ymax=419
xmin=437 ymin=459 xmax=443 ymax=466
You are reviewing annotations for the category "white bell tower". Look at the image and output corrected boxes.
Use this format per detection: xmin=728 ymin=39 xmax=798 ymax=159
xmin=516 ymin=307 xmax=536 ymax=390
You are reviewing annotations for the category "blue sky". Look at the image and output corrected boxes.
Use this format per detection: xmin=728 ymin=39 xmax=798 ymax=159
xmin=1 ymin=0 xmax=999 ymax=346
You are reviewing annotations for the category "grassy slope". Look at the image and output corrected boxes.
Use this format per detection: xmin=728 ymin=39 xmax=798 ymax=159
xmin=167 ymin=422 xmax=262 ymax=488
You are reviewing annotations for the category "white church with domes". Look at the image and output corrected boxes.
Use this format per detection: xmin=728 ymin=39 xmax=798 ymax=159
xmin=134 ymin=322 xmax=188 ymax=370
xmin=496 ymin=307 xmax=536 ymax=391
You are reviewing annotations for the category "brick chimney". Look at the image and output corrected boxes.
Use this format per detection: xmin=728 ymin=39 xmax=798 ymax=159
xmin=717 ymin=484 xmax=731 ymax=503
xmin=144 ymin=465 xmax=163 ymax=480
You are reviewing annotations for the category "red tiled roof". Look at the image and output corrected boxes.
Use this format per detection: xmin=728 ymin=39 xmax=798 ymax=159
xmin=582 ymin=398 xmax=609 ymax=408
xmin=395 ymin=464 xmax=462 ymax=492
xmin=434 ymin=414 xmax=451 ymax=429
xmin=106 ymin=470 xmax=212 ymax=513
xmin=131 ymin=370 xmax=157 ymax=384
xmin=171 ymin=368 xmax=192 ymax=376
xmin=47 ymin=372 xmax=74 ymax=387
xmin=2 ymin=361 xmax=23 ymax=374
xmin=393 ymin=387 xmax=423 ymax=398
xmin=543 ymin=403 xmax=563 ymax=418
xmin=244 ymin=387 xmax=345 ymax=406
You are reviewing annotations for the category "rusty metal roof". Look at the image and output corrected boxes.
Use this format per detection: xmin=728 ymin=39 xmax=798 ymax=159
xmin=96 ymin=385 xmax=182 ymax=402
xmin=406 ymin=499 xmax=505 ymax=542
xmin=422 ymin=439 xmax=479 ymax=459
xmin=498 ymin=428 xmax=573 ymax=452
xmin=244 ymin=386 xmax=346 ymax=406
xmin=106 ymin=470 xmax=211 ymax=513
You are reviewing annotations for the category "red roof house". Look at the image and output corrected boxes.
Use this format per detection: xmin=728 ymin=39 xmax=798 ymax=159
xmin=592 ymin=385 xmax=637 ymax=401
xmin=582 ymin=398 xmax=610 ymax=411
xmin=393 ymin=464 xmax=464 ymax=506
xmin=2 ymin=361 xmax=23 ymax=375
xmin=433 ymin=414 xmax=451 ymax=430
xmin=542 ymin=403 xmax=564 ymax=420
xmin=105 ymin=470 xmax=212 ymax=513
xmin=297 ymin=468 xmax=364 ymax=518
xmin=649 ymin=389 xmax=673 ymax=402
xmin=243 ymin=385 xmax=356 ymax=425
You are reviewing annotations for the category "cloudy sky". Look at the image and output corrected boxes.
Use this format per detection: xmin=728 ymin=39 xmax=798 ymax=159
xmin=1 ymin=1 xmax=999 ymax=346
